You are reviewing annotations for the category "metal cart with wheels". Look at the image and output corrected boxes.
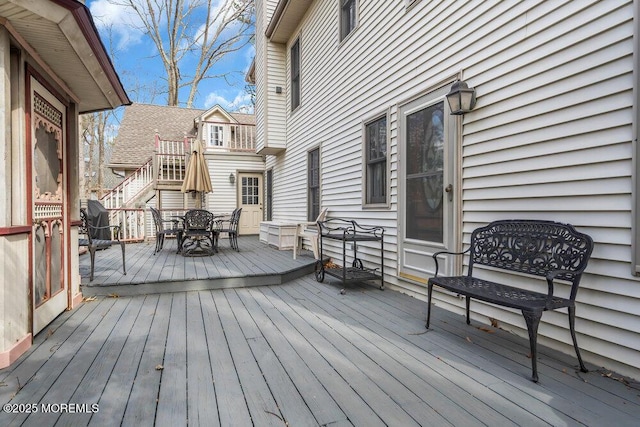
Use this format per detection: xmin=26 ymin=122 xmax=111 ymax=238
xmin=314 ymin=218 xmax=384 ymax=289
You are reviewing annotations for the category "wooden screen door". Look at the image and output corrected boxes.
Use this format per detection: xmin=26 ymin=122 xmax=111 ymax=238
xmin=238 ymin=172 xmax=263 ymax=235
xmin=30 ymin=77 xmax=68 ymax=334
xmin=399 ymin=85 xmax=459 ymax=283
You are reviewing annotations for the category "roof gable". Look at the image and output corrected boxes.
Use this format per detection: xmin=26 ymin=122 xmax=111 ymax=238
xmin=110 ymin=103 xmax=255 ymax=167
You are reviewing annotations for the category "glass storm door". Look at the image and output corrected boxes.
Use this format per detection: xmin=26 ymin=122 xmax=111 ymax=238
xmin=31 ymin=78 xmax=68 ymax=334
xmin=399 ymin=87 xmax=458 ymax=282
xmin=238 ymin=173 xmax=263 ymax=235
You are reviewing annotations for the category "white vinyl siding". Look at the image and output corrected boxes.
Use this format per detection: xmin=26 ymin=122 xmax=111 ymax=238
xmin=256 ymin=0 xmax=287 ymax=154
xmin=258 ymin=0 xmax=639 ymax=378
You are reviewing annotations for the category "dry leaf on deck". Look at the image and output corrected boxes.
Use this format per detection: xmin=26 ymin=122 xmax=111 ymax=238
xmin=466 ymin=336 xmax=472 ymax=343
xmin=83 ymin=296 xmax=97 ymax=302
xmin=155 ymin=364 xmax=164 ymax=370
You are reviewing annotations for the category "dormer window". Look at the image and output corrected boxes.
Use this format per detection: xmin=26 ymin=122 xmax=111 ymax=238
xmin=207 ymin=124 xmax=224 ymax=147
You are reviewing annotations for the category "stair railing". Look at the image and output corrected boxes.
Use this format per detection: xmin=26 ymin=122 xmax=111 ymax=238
xmin=101 ymin=158 xmax=154 ymax=209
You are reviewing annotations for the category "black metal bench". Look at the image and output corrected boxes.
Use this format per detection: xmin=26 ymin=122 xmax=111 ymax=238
xmin=427 ymin=219 xmax=594 ymax=382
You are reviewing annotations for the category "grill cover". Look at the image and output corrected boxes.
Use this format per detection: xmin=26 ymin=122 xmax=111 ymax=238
xmin=87 ymin=200 xmax=111 ymax=240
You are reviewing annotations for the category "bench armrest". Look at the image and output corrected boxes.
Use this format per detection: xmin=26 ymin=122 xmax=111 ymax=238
xmin=432 ymin=248 xmax=471 ymax=277
xmin=545 ymin=269 xmax=579 ymax=300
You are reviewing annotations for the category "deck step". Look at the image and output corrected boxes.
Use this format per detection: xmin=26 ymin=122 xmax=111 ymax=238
xmin=79 ymin=237 xmax=322 ymax=297
xmin=81 ymin=260 xmax=318 ymax=297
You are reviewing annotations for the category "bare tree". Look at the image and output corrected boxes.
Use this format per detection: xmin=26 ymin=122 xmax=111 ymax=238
xmin=81 ymin=111 xmax=118 ymax=198
xmin=109 ymin=0 xmax=254 ymax=107
xmin=79 ymin=22 xmax=125 ymax=199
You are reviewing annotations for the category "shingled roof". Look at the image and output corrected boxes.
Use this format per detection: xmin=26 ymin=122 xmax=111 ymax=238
xmin=110 ymin=103 xmax=255 ymax=167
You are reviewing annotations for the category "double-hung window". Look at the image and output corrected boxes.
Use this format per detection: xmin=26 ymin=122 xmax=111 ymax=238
xmin=308 ymin=148 xmax=320 ymax=221
xmin=340 ymin=0 xmax=357 ymax=41
xmin=364 ymin=115 xmax=388 ymax=206
xmin=291 ymin=38 xmax=300 ymax=110
xmin=207 ymin=124 xmax=224 ymax=147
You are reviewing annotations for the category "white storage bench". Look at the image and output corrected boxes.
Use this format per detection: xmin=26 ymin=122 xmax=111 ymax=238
xmin=259 ymin=221 xmax=297 ymax=250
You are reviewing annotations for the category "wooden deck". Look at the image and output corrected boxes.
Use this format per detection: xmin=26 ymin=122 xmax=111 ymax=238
xmin=1 ymin=239 xmax=639 ymax=426
xmin=80 ymin=236 xmax=319 ymax=296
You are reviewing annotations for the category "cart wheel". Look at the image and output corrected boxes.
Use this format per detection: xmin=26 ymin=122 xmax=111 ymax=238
xmin=315 ymin=260 xmax=325 ymax=282
xmin=352 ymin=258 xmax=363 ymax=269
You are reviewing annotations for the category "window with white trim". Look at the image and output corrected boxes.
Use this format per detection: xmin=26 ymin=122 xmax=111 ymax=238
xmin=207 ymin=124 xmax=224 ymax=147
xmin=291 ymin=38 xmax=300 ymax=110
xmin=308 ymin=148 xmax=320 ymax=221
xmin=340 ymin=0 xmax=357 ymax=41
xmin=364 ymin=115 xmax=388 ymax=206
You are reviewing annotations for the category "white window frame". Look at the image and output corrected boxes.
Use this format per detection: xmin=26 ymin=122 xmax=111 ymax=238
xmin=290 ymin=37 xmax=301 ymax=111
xmin=362 ymin=112 xmax=390 ymax=208
xmin=307 ymin=146 xmax=321 ymax=221
xmin=207 ymin=123 xmax=224 ymax=147
xmin=340 ymin=0 xmax=358 ymax=42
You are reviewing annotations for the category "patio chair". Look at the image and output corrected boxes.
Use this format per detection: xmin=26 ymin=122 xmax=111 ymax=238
xmin=150 ymin=207 xmax=182 ymax=254
xmin=181 ymin=209 xmax=217 ymax=256
xmin=293 ymin=207 xmax=328 ymax=259
xmin=79 ymin=208 xmax=126 ymax=281
xmin=214 ymin=208 xmax=242 ymax=251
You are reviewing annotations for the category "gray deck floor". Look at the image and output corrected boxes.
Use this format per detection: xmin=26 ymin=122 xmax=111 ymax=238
xmin=80 ymin=236 xmax=319 ymax=295
xmin=1 ymin=272 xmax=640 ymax=426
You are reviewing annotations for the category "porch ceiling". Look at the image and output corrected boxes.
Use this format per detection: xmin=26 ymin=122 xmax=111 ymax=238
xmin=266 ymin=0 xmax=315 ymax=44
xmin=0 ymin=0 xmax=130 ymax=113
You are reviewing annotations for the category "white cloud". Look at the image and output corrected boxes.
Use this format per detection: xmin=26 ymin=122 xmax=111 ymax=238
xmin=89 ymin=0 xmax=146 ymax=50
xmin=204 ymin=90 xmax=252 ymax=113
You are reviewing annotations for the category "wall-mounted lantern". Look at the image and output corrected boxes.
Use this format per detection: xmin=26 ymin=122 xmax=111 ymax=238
xmin=446 ymin=80 xmax=477 ymax=115
xmin=229 ymin=173 xmax=236 ymax=184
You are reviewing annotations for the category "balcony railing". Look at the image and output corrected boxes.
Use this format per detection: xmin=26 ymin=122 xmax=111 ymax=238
xmin=202 ymin=121 xmax=256 ymax=152
xmin=155 ymin=123 xmax=256 ymax=183
xmin=156 ymin=138 xmax=188 ymax=183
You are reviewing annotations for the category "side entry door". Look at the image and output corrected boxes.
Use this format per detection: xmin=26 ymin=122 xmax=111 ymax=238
xmin=30 ymin=77 xmax=69 ymax=334
xmin=399 ymin=86 xmax=459 ymax=282
xmin=238 ymin=172 xmax=263 ymax=235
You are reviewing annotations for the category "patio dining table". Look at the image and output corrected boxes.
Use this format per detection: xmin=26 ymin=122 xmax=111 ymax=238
xmin=178 ymin=209 xmax=228 ymax=256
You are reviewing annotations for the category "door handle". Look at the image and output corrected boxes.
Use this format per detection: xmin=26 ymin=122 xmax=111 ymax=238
xmin=445 ymin=184 xmax=453 ymax=201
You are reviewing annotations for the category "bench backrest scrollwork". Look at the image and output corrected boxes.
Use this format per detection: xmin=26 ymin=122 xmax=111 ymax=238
xmin=469 ymin=220 xmax=593 ymax=292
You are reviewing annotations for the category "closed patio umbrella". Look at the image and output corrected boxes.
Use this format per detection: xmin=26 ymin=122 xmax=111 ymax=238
xmin=181 ymin=140 xmax=212 ymax=208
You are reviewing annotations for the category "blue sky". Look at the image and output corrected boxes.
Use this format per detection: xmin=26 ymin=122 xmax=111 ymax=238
xmin=87 ymin=0 xmax=255 ymax=112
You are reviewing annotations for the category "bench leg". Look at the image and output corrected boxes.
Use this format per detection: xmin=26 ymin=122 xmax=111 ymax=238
xmin=523 ymin=310 xmax=543 ymax=382
xmin=176 ymin=231 xmax=183 ymax=254
xmin=120 ymin=241 xmax=127 ymax=275
xmin=465 ymin=296 xmax=471 ymax=325
xmin=89 ymin=246 xmax=96 ymax=282
xmin=426 ymin=282 xmax=433 ymax=329
xmin=568 ymin=305 xmax=588 ymax=373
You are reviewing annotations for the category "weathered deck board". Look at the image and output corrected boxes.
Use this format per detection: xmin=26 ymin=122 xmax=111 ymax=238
xmin=227 ymin=290 xmax=318 ymax=426
xmin=234 ymin=288 xmax=351 ymax=426
xmin=88 ymin=294 xmax=159 ymax=427
xmin=214 ymin=290 xmax=282 ymax=426
xmin=119 ymin=294 xmax=172 ymax=426
xmin=199 ymin=290 xmax=252 ymax=426
xmin=1 ymin=272 xmax=640 ymax=426
xmin=276 ymin=282 xmax=492 ymax=426
xmin=156 ymin=292 xmax=188 ymax=426
xmin=185 ymin=292 xmax=218 ymax=426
